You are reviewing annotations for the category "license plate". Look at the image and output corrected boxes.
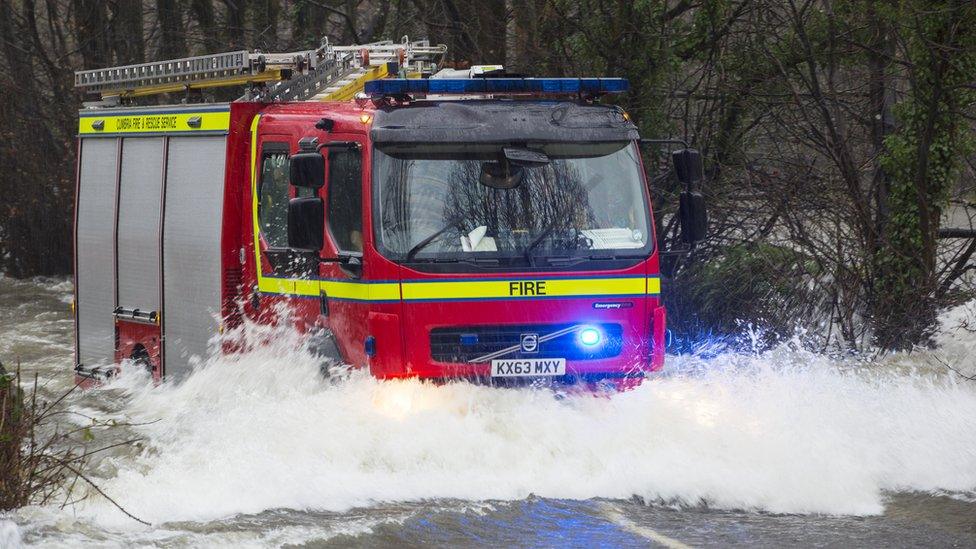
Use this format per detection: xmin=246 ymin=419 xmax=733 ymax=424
xmin=490 ymin=358 xmax=566 ymax=377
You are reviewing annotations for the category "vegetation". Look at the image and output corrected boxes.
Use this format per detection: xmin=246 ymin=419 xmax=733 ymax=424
xmin=1 ymin=0 xmax=974 ymax=349
xmin=0 ymin=361 xmax=145 ymax=522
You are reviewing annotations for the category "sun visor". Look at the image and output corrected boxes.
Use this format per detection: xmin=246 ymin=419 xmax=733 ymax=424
xmin=370 ymin=101 xmax=639 ymax=144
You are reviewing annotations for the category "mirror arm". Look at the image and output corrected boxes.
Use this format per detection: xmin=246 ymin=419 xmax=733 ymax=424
xmin=299 ymin=136 xmax=362 ymax=153
xmin=641 ymin=139 xmax=700 ymax=192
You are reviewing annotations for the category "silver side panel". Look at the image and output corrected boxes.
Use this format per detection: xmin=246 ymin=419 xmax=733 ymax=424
xmin=76 ymin=139 xmax=118 ymax=368
xmin=117 ymin=138 xmax=163 ymax=312
xmin=162 ymin=136 xmax=227 ymax=378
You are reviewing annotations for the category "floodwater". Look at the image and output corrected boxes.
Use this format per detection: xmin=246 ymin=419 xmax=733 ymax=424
xmin=1 ymin=275 xmax=975 ymax=547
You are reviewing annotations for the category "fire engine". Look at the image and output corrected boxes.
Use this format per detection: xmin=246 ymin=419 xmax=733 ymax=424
xmin=71 ymin=37 xmax=706 ymax=385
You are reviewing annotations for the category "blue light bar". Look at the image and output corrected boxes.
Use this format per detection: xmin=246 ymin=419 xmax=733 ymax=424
xmin=364 ymin=77 xmax=629 ymax=97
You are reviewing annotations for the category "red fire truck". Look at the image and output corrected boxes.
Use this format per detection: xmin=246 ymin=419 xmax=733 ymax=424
xmin=72 ymin=38 xmax=706 ymax=385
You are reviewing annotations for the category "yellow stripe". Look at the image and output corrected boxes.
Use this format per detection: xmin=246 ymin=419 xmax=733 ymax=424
xmin=250 ymin=114 xmax=267 ymax=292
xmin=258 ymin=276 xmax=651 ymax=302
xmin=79 ymin=110 xmax=230 ymax=135
xmin=366 ymin=282 xmax=401 ymax=301
xmin=321 ymin=280 xmax=370 ymax=300
xmin=401 ymin=277 xmax=647 ymax=301
xmin=295 ymin=279 xmax=320 ymax=297
xmin=646 ymin=277 xmax=661 ymax=295
xmin=317 ymin=280 xmax=399 ymax=301
xmin=258 ymin=277 xmax=293 ymax=294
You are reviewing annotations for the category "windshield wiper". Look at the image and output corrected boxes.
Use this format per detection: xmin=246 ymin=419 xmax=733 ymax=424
xmin=523 ymin=224 xmax=560 ymax=266
xmin=527 ymin=250 xmax=647 ymax=267
xmin=404 ymin=257 xmax=459 ymax=264
xmin=461 ymin=257 xmax=500 ymax=267
xmin=405 ymin=219 xmax=461 ymax=261
xmin=588 ymin=252 xmax=637 ymax=260
xmin=538 ymin=255 xmax=587 ymax=267
xmin=525 ymin=226 xmax=597 ymax=266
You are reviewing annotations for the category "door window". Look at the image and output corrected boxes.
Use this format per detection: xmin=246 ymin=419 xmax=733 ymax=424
xmin=257 ymin=145 xmax=290 ymax=248
xmin=327 ymin=148 xmax=363 ymax=253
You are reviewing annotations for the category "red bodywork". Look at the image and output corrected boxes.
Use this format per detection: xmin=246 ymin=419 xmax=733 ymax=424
xmin=114 ymin=319 xmax=162 ymax=381
xmin=105 ymin=100 xmax=667 ymax=384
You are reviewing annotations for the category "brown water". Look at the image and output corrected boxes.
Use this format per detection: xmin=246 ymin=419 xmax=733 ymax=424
xmin=1 ymin=275 xmax=975 ymax=547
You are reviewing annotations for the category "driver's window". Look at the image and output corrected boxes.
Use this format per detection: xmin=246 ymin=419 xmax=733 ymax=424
xmin=326 ymin=147 xmax=363 ymax=253
xmin=258 ymin=145 xmax=290 ymax=248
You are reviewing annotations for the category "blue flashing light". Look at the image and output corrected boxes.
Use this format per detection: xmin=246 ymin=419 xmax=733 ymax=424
xmin=600 ymin=78 xmax=628 ymax=92
xmin=578 ymin=326 xmax=603 ymax=347
xmin=460 ymin=333 xmax=479 ymax=346
xmin=364 ymin=77 xmax=629 ymax=97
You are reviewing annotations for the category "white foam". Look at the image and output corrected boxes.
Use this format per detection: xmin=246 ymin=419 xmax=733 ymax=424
xmin=0 ymin=519 xmax=23 ymax=548
xmin=67 ymin=321 xmax=976 ymax=527
xmin=933 ymin=300 xmax=976 ymax=378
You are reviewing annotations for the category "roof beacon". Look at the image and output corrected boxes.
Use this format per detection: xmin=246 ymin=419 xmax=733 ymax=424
xmin=364 ymin=77 xmax=628 ymax=99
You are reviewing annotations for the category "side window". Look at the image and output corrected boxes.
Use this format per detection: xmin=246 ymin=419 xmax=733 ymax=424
xmin=327 ymin=148 xmax=363 ymax=253
xmin=257 ymin=146 xmax=289 ymax=248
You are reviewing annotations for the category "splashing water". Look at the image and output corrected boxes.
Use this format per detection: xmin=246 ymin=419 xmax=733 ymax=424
xmin=63 ymin=319 xmax=976 ymax=528
xmin=3 ymin=276 xmax=976 ymax=544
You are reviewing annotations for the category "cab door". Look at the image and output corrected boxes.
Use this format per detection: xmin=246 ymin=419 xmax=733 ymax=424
xmin=318 ymin=135 xmax=369 ymax=366
xmin=252 ymin=133 xmax=320 ymax=333
xmin=255 ymin=138 xmax=320 ymax=280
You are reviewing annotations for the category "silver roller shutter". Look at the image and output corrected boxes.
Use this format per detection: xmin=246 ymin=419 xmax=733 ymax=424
xmin=117 ymin=138 xmax=164 ymax=312
xmin=162 ymin=136 xmax=227 ymax=378
xmin=76 ymin=138 xmax=118 ymax=368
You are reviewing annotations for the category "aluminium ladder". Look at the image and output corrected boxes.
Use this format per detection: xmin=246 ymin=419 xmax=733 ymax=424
xmin=74 ymin=36 xmax=447 ymax=104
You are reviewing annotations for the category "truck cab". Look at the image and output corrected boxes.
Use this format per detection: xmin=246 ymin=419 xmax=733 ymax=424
xmin=251 ymin=84 xmax=683 ymax=383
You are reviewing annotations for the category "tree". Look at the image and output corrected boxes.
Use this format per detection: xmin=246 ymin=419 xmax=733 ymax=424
xmin=872 ymin=0 xmax=976 ymax=347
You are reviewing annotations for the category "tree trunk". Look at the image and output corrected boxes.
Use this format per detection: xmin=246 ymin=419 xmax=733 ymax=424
xmin=109 ymin=0 xmax=145 ymax=64
xmin=252 ymin=0 xmax=279 ymax=50
xmin=189 ymin=0 xmax=220 ymax=52
xmin=72 ymin=0 xmax=111 ymax=68
xmin=222 ymin=0 xmax=249 ymax=50
xmin=156 ymin=0 xmax=187 ymax=58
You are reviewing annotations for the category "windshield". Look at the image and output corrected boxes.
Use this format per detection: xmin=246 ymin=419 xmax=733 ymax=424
xmin=374 ymin=142 xmax=652 ymax=266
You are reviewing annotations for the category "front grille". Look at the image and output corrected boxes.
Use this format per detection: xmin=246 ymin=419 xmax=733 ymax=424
xmin=430 ymin=323 xmax=623 ymax=363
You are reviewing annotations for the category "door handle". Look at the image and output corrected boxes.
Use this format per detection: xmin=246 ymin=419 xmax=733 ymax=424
xmin=319 ymin=289 xmax=329 ymax=317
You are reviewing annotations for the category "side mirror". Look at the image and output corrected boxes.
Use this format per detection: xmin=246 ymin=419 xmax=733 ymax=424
xmin=290 ymin=151 xmax=324 ymax=188
xmin=679 ymin=191 xmax=707 ymax=243
xmin=287 ymin=197 xmax=324 ymax=250
xmin=672 ymin=148 xmax=703 ymax=185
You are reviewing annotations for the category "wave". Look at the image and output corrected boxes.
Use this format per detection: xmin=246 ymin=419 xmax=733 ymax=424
xmin=66 ymin=318 xmax=976 ymax=527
